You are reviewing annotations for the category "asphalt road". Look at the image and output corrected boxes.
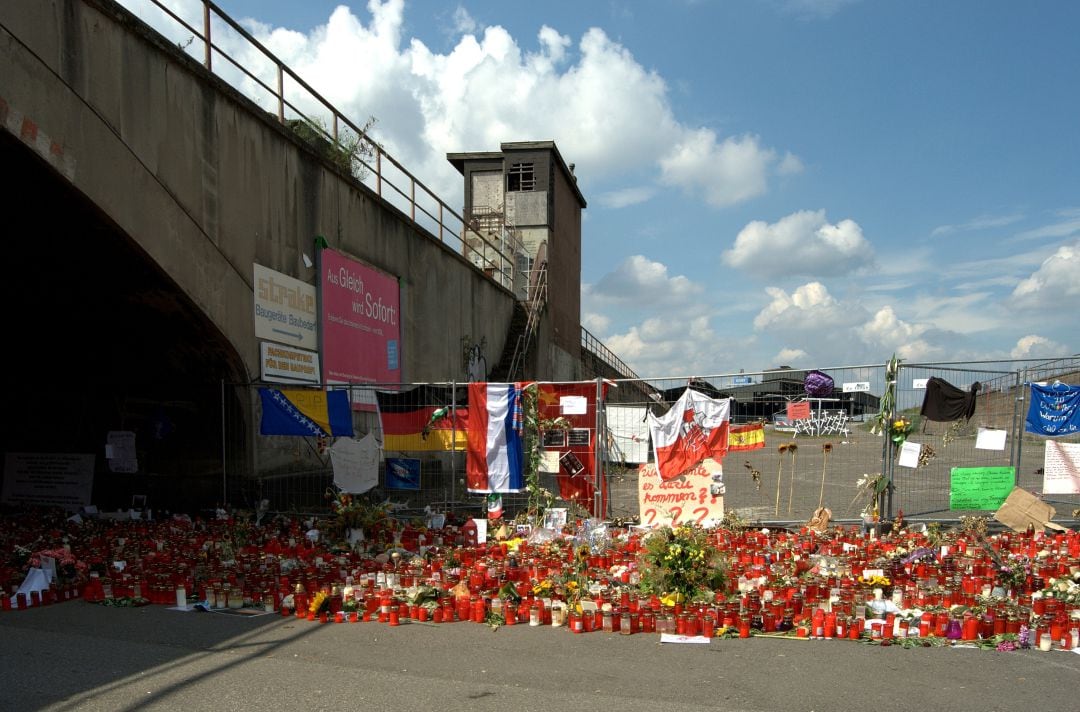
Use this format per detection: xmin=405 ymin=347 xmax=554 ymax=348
xmin=3 ymin=602 xmax=1079 ymax=712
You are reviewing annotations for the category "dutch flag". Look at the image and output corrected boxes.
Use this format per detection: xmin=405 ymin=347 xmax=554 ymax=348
xmin=466 ymin=383 xmax=525 ymax=493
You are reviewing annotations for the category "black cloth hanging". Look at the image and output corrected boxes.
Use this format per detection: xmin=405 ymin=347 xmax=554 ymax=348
xmin=919 ymin=377 xmax=980 ymax=422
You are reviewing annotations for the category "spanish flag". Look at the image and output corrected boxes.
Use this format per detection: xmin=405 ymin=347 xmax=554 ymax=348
xmin=728 ymin=422 xmax=766 ymax=452
xmin=259 ymin=388 xmax=354 ymax=437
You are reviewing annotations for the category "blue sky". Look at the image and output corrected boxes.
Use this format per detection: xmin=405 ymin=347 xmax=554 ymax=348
xmin=128 ymin=0 xmax=1079 ymax=376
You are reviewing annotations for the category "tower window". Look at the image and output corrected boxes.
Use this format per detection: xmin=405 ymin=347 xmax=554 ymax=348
xmin=506 ymin=162 xmax=535 ymax=192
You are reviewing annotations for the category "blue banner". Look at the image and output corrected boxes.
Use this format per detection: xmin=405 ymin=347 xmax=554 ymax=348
xmin=1025 ymin=383 xmax=1080 ymax=437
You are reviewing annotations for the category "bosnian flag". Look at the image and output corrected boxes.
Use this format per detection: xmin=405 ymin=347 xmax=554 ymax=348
xmin=466 ymin=383 xmax=524 ymax=493
xmin=648 ymin=388 xmax=731 ymax=480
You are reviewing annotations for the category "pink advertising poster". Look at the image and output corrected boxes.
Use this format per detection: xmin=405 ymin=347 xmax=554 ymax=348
xmin=320 ymin=248 xmax=401 ymax=390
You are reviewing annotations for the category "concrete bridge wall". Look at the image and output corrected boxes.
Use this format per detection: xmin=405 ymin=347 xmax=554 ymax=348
xmin=0 ymin=0 xmax=517 ymax=387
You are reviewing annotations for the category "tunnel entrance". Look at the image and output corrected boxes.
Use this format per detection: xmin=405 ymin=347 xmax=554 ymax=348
xmin=0 ymin=130 xmax=248 ymax=514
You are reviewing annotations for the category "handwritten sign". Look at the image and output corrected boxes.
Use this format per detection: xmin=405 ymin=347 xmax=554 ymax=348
xmin=638 ymin=459 xmax=724 ymax=527
xmin=787 ymin=401 xmax=811 ymax=421
xmin=1043 ymin=441 xmax=1080 ymax=494
xmin=950 ymin=467 xmax=1015 ymax=510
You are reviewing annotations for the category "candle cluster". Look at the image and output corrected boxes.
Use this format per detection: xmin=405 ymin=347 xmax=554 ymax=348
xmin=2 ymin=507 xmax=1078 ymax=650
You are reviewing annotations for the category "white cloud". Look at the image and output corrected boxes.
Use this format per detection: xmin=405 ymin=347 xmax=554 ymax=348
xmin=747 ymin=285 xmax=953 ymax=364
xmin=1010 ymin=335 xmax=1070 ymax=360
xmin=581 ymin=312 xmax=611 ymax=334
xmin=931 ymin=212 xmax=1024 ymax=237
xmin=586 ymin=255 xmax=703 ymax=305
xmin=907 ymin=292 xmax=1001 ymax=334
xmin=773 ymin=348 xmax=808 ymax=365
xmin=659 ymin=131 xmax=778 ymax=207
xmin=726 ymin=210 xmax=874 ymax=279
xmin=595 ymin=186 xmax=655 ymax=209
xmin=1009 ymin=240 xmax=1080 ymax=309
xmin=776 ymin=152 xmax=805 ymax=176
xmin=451 ymin=6 xmax=477 ymax=35
xmin=752 ymin=282 xmax=866 ymax=331
xmin=603 ymin=315 xmax=743 ymax=376
xmin=858 ymin=305 xmax=939 ymax=361
xmin=121 ymin=1 xmax=798 ymax=212
xmin=1013 ymin=215 xmax=1080 ymax=242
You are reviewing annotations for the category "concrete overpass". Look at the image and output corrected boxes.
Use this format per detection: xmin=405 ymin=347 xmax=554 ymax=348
xmin=0 ymin=0 xmax=573 ymax=510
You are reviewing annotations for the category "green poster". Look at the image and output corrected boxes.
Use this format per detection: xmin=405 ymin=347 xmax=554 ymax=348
xmin=949 ymin=467 xmax=1015 ymax=510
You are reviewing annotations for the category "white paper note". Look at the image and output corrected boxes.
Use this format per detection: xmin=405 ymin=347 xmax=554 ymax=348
xmin=897 ymin=441 xmax=921 ymax=468
xmin=560 ymin=395 xmax=587 ymax=415
xmin=975 ymin=427 xmax=1007 ymax=451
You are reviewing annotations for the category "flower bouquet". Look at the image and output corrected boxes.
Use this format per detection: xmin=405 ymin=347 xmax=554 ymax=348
xmin=1040 ymin=570 xmax=1080 ymax=606
xmin=636 ymin=524 xmax=727 ymax=604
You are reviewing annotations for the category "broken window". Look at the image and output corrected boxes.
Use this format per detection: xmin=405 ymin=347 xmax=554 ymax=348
xmin=506 ymin=162 xmax=535 ymax=192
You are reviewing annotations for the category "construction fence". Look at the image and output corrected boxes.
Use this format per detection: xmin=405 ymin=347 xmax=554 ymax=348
xmin=220 ymin=355 xmax=1080 ymax=527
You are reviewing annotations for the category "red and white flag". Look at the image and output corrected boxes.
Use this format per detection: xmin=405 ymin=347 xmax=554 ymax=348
xmin=648 ymin=388 xmax=731 ymax=480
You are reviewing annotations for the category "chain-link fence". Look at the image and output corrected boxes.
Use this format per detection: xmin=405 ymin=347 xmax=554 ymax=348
xmin=221 ymin=356 xmax=1080 ymax=527
xmin=1016 ymin=357 xmax=1080 ymax=520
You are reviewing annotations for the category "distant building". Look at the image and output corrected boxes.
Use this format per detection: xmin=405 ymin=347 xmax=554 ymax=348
xmin=657 ymin=367 xmax=880 ymax=424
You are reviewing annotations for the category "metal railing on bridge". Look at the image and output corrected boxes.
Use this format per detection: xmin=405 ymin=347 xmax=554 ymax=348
xmin=129 ymin=0 xmax=517 ymax=291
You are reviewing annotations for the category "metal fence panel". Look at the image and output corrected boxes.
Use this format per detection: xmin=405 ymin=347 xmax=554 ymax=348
xmin=1015 ymin=357 xmax=1080 ymax=520
xmin=606 ymin=366 xmax=886 ymax=526
xmin=889 ymin=363 xmax=1019 ymax=519
xmin=221 ymin=356 xmax=1080 ymax=527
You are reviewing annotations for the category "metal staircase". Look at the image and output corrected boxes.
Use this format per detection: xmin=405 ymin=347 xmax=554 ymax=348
xmin=489 ymin=259 xmax=547 ymax=381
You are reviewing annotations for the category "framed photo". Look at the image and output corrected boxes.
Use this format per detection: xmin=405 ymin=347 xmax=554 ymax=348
xmin=567 ymin=429 xmax=590 ymax=447
xmin=559 ymin=450 xmax=585 ymax=477
xmin=385 ymin=457 xmax=421 ymax=490
xmin=542 ymin=430 xmax=567 ymax=447
xmin=543 ymin=508 xmax=567 ymax=531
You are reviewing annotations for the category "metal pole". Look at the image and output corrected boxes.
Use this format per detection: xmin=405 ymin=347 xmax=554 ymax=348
xmin=882 ymin=360 xmax=895 ymax=528
xmin=220 ymin=378 xmax=227 ymax=507
xmin=450 ymin=380 xmax=456 ymax=517
xmin=203 ymin=0 xmax=212 ymax=69
xmin=276 ymin=65 xmax=284 ymax=123
xmin=1014 ymin=368 xmax=1026 ymax=472
xmin=595 ymin=377 xmax=604 ymax=519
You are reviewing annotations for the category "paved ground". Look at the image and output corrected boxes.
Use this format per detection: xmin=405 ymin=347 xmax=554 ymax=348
xmin=3 ymin=601 xmax=1079 ymax=712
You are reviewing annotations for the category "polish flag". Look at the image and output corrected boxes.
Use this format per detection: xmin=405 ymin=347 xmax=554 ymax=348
xmin=648 ymin=388 xmax=731 ymax=480
xmin=466 ymin=383 xmax=524 ymax=493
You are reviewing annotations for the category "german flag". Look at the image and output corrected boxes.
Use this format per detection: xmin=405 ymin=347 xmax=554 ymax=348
xmin=376 ymin=386 xmax=469 ymax=451
xmin=728 ymin=422 xmax=766 ymax=452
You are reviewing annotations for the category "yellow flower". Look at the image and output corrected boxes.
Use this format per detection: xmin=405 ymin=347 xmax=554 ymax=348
xmin=660 ymin=591 xmax=685 ymax=607
xmin=308 ymin=591 xmax=328 ymax=614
